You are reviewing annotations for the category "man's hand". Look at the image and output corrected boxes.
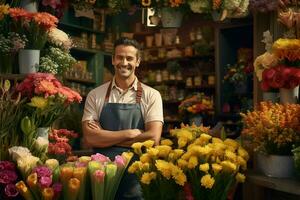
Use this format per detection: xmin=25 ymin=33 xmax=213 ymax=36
xmin=88 ymin=120 xmax=101 ymax=130
xmin=127 ymin=129 xmax=143 ymax=139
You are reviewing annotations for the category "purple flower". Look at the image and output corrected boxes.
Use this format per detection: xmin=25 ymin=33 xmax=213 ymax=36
xmin=5 ymin=184 xmax=19 ymax=197
xmin=32 ymin=166 xmax=52 ymax=178
xmin=39 ymin=176 xmax=52 ymax=188
xmin=0 ymin=161 xmax=16 ymax=171
xmin=114 ymin=155 xmax=126 ymax=168
xmin=0 ymin=170 xmax=18 ymax=184
xmin=91 ymin=153 xmax=110 ymax=163
xmin=52 ymin=182 xmax=63 ymax=198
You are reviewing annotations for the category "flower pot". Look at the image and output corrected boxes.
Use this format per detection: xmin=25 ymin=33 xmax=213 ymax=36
xmin=262 ymin=92 xmax=279 ymax=103
xmin=37 ymin=127 xmax=50 ymax=141
xmin=20 ymin=0 xmax=38 ymax=12
xmin=279 ymin=86 xmax=299 ymax=104
xmin=19 ymin=49 xmax=40 ymax=74
xmin=189 ymin=115 xmax=202 ymax=126
xmin=160 ymin=8 xmax=183 ymax=28
xmin=256 ymin=153 xmax=294 ymax=178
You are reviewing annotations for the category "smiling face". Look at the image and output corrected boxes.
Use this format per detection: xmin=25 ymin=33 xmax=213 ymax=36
xmin=112 ymin=45 xmax=141 ymax=80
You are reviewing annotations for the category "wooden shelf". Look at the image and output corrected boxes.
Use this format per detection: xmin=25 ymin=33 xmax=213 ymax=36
xmin=71 ymin=47 xmax=101 ymax=54
xmin=186 ymin=85 xmax=215 ymax=90
xmin=64 ymin=77 xmax=96 ymax=84
xmin=146 ymin=80 xmax=185 ymax=86
xmin=58 ymin=22 xmax=104 ymax=34
xmin=246 ymin=170 xmax=300 ymax=196
xmin=141 ymin=54 xmax=214 ymax=65
xmin=0 ymin=74 xmax=26 ymax=81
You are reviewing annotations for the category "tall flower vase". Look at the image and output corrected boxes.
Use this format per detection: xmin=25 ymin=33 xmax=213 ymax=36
xmin=20 ymin=0 xmax=38 ymax=12
xmin=19 ymin=49 xmax=40 ymax=74
xmin=279 ymin=86 xmax=299 ymax=104
xmin=256 ymin=153 xmax=294 ymax=178
xmin=189 ymin=115 xmax=202 ymax=126
xmin=37 ymin=127 xmax=50 ymax=141
xmin=160 ymin=8 xmax=183 ymax=28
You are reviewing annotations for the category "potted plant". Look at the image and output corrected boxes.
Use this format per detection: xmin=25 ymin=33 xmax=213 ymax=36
xmin=241 ymin=101 xmax=300 ymax=177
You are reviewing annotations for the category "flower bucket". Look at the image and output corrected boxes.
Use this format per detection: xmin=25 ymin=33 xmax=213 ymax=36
xmin=256 ymin=153 xmax=294 ymax=178
xmin=160 ymin=8 xmax=183 ymax=28
xmin=19 ymin=49 xmax=40 ymax=74
xmin=37 ymin=127 xmax=50 ymax=141
xmin=279 ymin=86 xmax=299 ymax=104
xmin=20 ymin=0 xmax=38 ymax=12
xmin=189 ymin=115 xmax=202 ymax=126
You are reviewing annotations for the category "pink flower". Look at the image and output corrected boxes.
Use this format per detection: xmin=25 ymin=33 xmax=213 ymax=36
xmin=94 ymin=170 xmax=105 ymax=183
xmin=91 ymin=153 xmax=110 ymax=163
xmin=52 ymin=182 xmax=63 ymax=198
xmin=4 ymin=184 xmax=19 ymax=198
xmin=74 ymin=162 xmax=87 ymax=168
xmin=39 ymin=176 xmax=52 ymax=188
xmin=0 ymin=161 xmax=16 ymax=171
xmin=32 ymin=166 xmax=52 ymax=178
xmin=0 ymin=170 xmax=18 ymax=184
xmin=114 ymin=155 xmax=126 ymax=168
xmin=42 ymin=0 xmax=60 ymax=9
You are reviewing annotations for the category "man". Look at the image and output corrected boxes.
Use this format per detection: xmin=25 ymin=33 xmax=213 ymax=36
xmin=82 ymin=37 xmax=164 ymax=199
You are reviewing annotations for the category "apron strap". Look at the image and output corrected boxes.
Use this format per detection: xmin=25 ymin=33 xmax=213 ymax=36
xmin=104 ymin=81 xmax=143 ymax=103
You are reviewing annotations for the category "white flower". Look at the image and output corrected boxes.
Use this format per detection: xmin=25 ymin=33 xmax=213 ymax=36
xmin=224 ymin=0 xmax=241 ymax=11
xmin=8 ymin=146 xmax=31 ymax=162
xmin=262 ymin=30 xmax=273 ymax=52
xmin=48 ymin=28 xmax=73 ymax=51
xmin=17 ymin=155 xmax=40 ymax=177
xmin=188 ymin=1 xmax=209 ymax=13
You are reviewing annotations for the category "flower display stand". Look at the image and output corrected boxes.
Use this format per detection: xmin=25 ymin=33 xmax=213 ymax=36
xmin=20 ymin=0 xmax=38 ymax=12
xmin=160 ymin=8 xmax=183 ymax=28
xmin=256 ymin=153 xmax=294 ymax=178
xmin=18 ymin=49 xmax=40 ymax=74
xmin=279 ymin=86 xmax=299 ymax=104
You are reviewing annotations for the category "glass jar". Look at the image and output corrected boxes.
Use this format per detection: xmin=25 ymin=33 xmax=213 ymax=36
xmin=208 ymin=75 xmax=215 ymax=85
xmin=162 ymin=69 xmax=169 ymax=81
xmin=156 ymin=70 xmax=162 ymax=82
xmin=194 ymin=75 xmax=202 ymax=86
xmin=186 ymin=77 xmax=193 ymax=87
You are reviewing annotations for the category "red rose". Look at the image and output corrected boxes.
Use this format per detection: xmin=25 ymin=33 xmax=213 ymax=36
xmin=287 ymin=75 xmax=300 ymax=89
xmin=261 ymin=80 xmax=270 ymax=91
xmin=280 ymin=67 xmax=293 ymax=82
xmin=269 ymin=71 xmax=284 ymax=88
xmin=262 ymin=68 xmax=276 ymax=81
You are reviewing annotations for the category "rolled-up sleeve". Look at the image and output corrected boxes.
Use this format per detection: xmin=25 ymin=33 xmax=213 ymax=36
xmin=144 ymin=90 xmax=164 ymax=124
xmin=82 ymin=91 xmax=98 ymax=122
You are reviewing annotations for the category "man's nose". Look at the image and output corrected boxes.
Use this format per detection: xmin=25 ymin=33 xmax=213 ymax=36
xmin=121 ymin=58 xmax=128 ymax=65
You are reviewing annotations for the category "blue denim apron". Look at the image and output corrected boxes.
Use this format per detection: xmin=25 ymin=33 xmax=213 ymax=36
xmin=96 ymin=81 xmax=144 ymax=200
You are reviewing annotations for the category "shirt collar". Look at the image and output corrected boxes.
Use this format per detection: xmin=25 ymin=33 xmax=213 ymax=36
xmin=111 ymin=77 xmax=138 ymax=91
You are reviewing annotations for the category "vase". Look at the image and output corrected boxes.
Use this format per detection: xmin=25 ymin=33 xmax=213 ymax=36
xmin=189 ymin=115 xmax=202 ymax=126
xmin=256 ymin=153 xmax=294 ymax=178
xmin=20 ymin=0 xmax=38 ymax=12
xmin=0 ymin=54 xmax=13 ymax=74
xmin=160 ymin=8 xmax=183 ymax=28
xmin=262 ymin=92 xmax=279 ymax=103
xmin=19 ymin=49 xmax=40 ymax=74
xmin=279 ymin=86 xmax=299 ymax=104
xmin=37 ymin=127 xmax=50 ymax=140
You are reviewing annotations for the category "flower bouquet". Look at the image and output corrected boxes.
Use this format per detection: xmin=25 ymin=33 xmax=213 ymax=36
xmin=129 ymin=124 xmax=249 ymax=200
xmin=16 ymin=73 xmax=82 ymax=128
xmin=178 ymin=93 xmax=213 ymax=124
xmin=241 ymin=101 xmax=300 ymax=155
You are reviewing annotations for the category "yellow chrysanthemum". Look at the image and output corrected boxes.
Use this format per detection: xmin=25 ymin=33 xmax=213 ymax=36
xmin=131 ymin=142 xmax=143 ymax=155
xmin=178 ymin=137 xmax=188 ymax=148
xmin=177 ymin=159 xmax=188 ymax=169
xmin=128 ymin=161 xmax=143 ymax=174
xmin=212 ymin=163 xmax=222 ymax=174
xmin=147 ymin=147 xmax=159 ymax=157
xmin=198 ymin=133 xmax=212 ymax=144
xmin=225 ymin=150 xmax=237 ymax=162
xmin=221 ymin=160 xmax=237 ymax=173
xmin=142 ymin=163 xmax=150 ymax=171
xmin=199 ymin=163 xmax=210 ymax=173
xmin=140 ymin=153 xmax=151 ymax=163
xmin=140 ymin=172 xmax=157 ymax=185
xmin=224 ymin=139 xmax=239 ymax=151
xmin=238 ymin=147 xmax=249 ymax=161
xmin=28 ymin=96 xmax=48 ymax=109
xmin=181 ymin=152 xmax=192 ymax=160
xmin=143 ymin=140 xmax=155 ymax=148
xmin=155 ymin=160 xmax=172 ymax=179
xmin=200 ymin=174 xmax=215 ymax=189
xmin=173 ymin=149 xmax=184 ymax=159
xmin=0 ymin=4 xmax=9 ymax=20
xmin=236 ymin=156 xmax=247 ymax=171
xmin=188 ymin=156 xmax=198 ymax=169
xmin=212 ymin=137 xmax=223 ymax=144
xmin=160 ymin=139 xmax=173 ymax=146
xmin=155 ymin=145 xmax=172 ymax=158
xmin=272 ymin=38 xmax=300 ymax=61
xmin=235 ymin=172 xmax=246 ymax=183
xmin=171 ymin=166 xmax=187 ymax=186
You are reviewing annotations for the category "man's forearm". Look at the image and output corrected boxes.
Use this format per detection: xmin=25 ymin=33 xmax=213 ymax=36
xmin=117 ymin=130 xmax=160 ymax=147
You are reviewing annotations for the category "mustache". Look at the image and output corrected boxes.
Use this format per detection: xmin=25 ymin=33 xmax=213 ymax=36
xmin=116 ymin=63 xmax=132 ymax=68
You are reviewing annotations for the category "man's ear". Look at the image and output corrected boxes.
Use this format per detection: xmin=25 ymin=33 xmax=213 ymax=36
xmin=136 ymin=57 xmax=141 ymax=67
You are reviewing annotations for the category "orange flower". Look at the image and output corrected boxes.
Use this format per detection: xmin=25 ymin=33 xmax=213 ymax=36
xmin=32 ymin=12 xmax=58 ymax=30
xmin=9 ymin=8 xmax=31 ymax=21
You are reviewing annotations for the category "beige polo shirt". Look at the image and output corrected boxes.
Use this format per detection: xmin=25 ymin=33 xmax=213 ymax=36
xmin=82 ymin=77 xmax=164 ymax=125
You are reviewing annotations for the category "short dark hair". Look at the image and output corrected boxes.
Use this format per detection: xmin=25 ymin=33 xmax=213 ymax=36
xmin=113 ymin=37 xmax=141 ymax=58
